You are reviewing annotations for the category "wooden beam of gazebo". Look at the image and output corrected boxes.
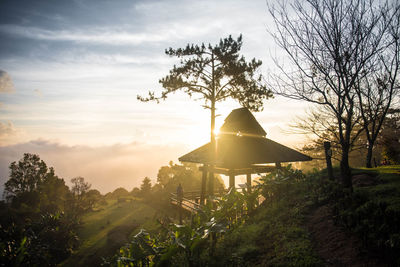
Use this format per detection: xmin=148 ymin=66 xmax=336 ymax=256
xmin=199 ymin=165 xmax=276 ymax=197
xmin=198 ymin=165 xmax=276 ymax=176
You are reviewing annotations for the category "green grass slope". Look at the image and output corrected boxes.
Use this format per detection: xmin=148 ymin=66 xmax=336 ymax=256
xmin=212 ymin=168 xmax=322 ymax=266
xmin=334 ymin=165 xmax=400 ymax=264
xmin=61 ymin=198 xmax=156 ymax=266
xmin=212 ymin=165 xmax=400 ymax=266
xmin=65 ymin=166 xmax=400 ymax=266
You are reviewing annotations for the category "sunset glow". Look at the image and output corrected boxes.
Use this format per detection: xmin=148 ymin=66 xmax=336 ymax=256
xmin=2 ymin=1 xmax=398 ymax=265
xmin=0 ymin=0 xmax=308 ymax=193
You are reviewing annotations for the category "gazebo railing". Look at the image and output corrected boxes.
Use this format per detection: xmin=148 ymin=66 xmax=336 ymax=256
xmin=170 ymin=186 xmax=257 ymax=211
xmin=170 ymin=193 xmax=201 ymax=212
xmin=171 ymin=188 xmax=235 ymax=202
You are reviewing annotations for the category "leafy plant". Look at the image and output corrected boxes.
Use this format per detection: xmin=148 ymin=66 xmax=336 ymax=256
xmin=256 ymin=164 xmax=306 ymax=202
xmin=307 ymin=166 xmax=400 ymax=264
xmin=108 ymin=185 xmax=262 ymax=266
xmin=212 ymin=166 xmax=321 ymax=266
xmin=0 ymin=212 xmax=79 ymax=266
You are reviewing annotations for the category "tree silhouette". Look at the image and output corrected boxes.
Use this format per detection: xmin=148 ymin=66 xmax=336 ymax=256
xmin=4 ymin=153 xmax=48 ymax=200
xmin=3 ymin=153 xmax=69 ymax=211
xmin=140 ymin=177 xmax=152 ymax=197
xmin=1 ymin=154 xmax=78 ymax=265
xmin=379 ymin=109 xmax=400 ymax=164
xmin=268 ymin=0 xmax=399 ymax=189
xmin=138 ymin=35 xmax=272 ymax=194
xmin=71 ymin=176 xmax=91 ymax=201
xmin=70 ymin=176 xmax=91 ymax=214
xmin=356 ymin=36 xmax=400 ymax=168
xmin=291 ymin=106 xmax=364 ymax=166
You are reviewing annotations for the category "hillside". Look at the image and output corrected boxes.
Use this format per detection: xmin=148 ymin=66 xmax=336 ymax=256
xmin=210 ymin=165 xmax=400 ymax=266
xmin=61 ymin=198 xmax=156 ymax=266
xmin=60 ymin=165 xmax=400 ymax=266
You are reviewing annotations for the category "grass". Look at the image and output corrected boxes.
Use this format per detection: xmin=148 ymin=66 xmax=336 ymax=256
xmin=212 ymin=170 xmax=322 ymax=266
xmin=62 ymin=166 xmax=400 ymax=266
xmin=215 ymin=201 xmax=321 ymax=266
xmin=213 ymin=165 xmax=400 ymax=266
xmin=61 ymin=198 xmax=156 ymax=266
xmin=330 ymin=165 xmax=400 ymax=264
xmin=353 ymin=165 xmax=400 ymax=204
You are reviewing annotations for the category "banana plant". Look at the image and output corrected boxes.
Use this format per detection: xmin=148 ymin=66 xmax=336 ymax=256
xmin=117 ymin=229 xmax=161 ymax=267
xmin=113 ymin=186 xmax=260 ymax=266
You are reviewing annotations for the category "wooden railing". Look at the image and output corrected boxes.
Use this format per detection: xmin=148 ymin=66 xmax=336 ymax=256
xmin=170 ymin=193 xmax=201 ymax=212
xmin=170 ymin=187 xmax=255 ymax=212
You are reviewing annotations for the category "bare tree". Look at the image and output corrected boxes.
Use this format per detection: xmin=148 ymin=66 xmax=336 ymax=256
xmin=268 ymin=0 xmax=397 ymax=189
xmin=290 ymin=105 xmax=368 ymax=172
xmin=355 ymin=4 xmax=400 ymax=168
xmin=291 ymin=106 xmax=363 ymax=158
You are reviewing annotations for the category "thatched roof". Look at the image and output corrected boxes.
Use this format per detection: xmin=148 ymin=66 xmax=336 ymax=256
xmin=179 ymin=107 xmax=311 ymax=168
xmin=219 ymin=107 xmax=266 ymax=137
xmin=178 ymin=135 xmax=312 ymax=168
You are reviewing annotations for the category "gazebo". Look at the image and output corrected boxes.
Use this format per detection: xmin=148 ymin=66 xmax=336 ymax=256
xmin=179 ymin=107 xmax=312 ymax=204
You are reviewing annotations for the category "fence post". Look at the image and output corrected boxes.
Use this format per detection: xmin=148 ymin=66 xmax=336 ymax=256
xmin=179 ymin=203 xmax=182 ymax=225
xmin=324 ymin=141 xmax=334 ymax=180
xmin=246 ymin=173 xmax=252 ymax=193
xmin=200 ymin=165 xmax=207 ymax=205
xmin=229 ymin=172 xmax=235 ymax=190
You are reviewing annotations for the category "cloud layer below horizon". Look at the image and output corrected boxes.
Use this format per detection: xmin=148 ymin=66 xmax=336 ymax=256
xmin=0 ymin=139 xmax=187 ymax=194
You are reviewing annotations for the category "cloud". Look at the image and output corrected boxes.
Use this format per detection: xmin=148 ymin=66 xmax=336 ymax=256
xmin=0 ymin=121 xmax=25 ymax=146
xmin=0 ymin=139 xmax=187 ymax=194
xmin=0 ymin=24 xmax=217 ymax=46
xmin=0 ymin=121 xmax=18 ymax=137
xmin=33 ymin=89 xmax=43 ymax=97
xmin=0 ymin=70 xmax=14 ymax=93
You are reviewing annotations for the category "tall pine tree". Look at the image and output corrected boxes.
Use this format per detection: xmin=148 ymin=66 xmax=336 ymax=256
xmin=138 ymin=35 xmax=272 ymax=194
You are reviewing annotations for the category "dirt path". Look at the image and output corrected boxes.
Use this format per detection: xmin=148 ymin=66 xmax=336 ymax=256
xmin=306 ymin=205 xmax=384 ymax=267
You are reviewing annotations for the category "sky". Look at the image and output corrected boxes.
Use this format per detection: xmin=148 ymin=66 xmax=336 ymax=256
xmin=0 ymin=0 xmax=309 ymax=193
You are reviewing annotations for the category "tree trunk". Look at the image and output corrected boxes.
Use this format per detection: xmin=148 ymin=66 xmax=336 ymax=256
xmin=208 ymin=99 xmax=216 ymax=196
xmin=324 ymin=141 xmax=334 ymax=180
xmin=366 ymin=143 xmax=373 ymax=168
xmin=340 ymin=144 xmax=353 ymax=192
xmin=209 ymin=54 xmax=216 ymax=197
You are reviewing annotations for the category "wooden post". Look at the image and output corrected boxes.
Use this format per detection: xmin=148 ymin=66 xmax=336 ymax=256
xmin=229 ymin=170 xmax=235 ymax=190
xmin=177 ymin=184 xmax=183 ymax=224
xmin=276 ymin=162 xmax=281 ymax=168
xmin=246 ymin=173 xmax=252 ymax=193
xmin=324 ymin=141 xmax=334 ymax=180
xmin=200 ymin=165 xmax=207 ymax=205
xmin=208 ymin=170 xmax=214 ymax=197
xmin=179 ymin=204 xmax=182 ymax=225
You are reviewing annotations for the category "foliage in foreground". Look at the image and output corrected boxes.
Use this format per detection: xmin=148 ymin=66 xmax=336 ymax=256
xmin=105 ymin=188 xmax=253 ymax=267
xmin=106 ymin=165 xmax=321 ymax=266
xmin=0 ymin=211 xmax=79 ymax=266
xmin=0 ymin=154 xmax=93 ymax=266
xmin=309 ymin=166 xmax=400 ymax=265
xmin=108 ymin=165 xmax=400 ymax=266
xmin=212 ymin=166 xmax=321 ymax=266
xmin=336 ymin=167 xmax=400 ymax=265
